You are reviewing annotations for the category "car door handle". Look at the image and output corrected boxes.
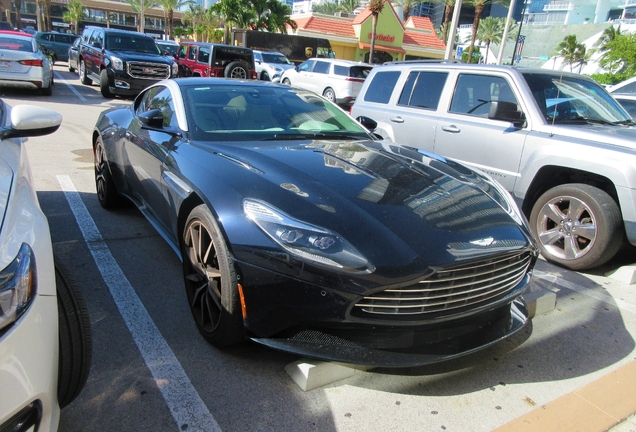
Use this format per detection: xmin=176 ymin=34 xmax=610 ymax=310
xmin=441 ymin=125 xmax=461 ymax=133
xmin=389 ymin=116 xmax=404 ymax=123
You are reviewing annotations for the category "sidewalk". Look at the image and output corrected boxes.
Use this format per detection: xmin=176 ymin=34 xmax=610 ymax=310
xmin=493 ymin=360 xmax=636 ymax=432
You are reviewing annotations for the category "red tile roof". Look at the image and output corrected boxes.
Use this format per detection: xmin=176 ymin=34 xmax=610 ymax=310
xmin=291 ymin=15 xmax=357 ymax=38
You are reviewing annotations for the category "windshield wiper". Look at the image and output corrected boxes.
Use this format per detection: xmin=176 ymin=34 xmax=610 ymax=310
xmin=264 ymin=133 xmax=369 ymax=141
xmin=552 ymin=117 xmax=629 ymax=126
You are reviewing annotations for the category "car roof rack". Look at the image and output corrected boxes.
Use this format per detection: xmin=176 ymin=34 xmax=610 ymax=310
xmin=381 ymin=59 xmax=463 ymax=65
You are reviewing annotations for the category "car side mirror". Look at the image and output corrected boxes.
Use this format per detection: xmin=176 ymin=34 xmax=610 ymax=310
xmin=0 ymin=105 xmax=61 ymax=139
xmin=356 ymin=116 xmax=377 ymax=131
xmin=488 ymin=101 xmax=526 ymax=127
xmin=139 ymin=109 xmax=165 ymax=129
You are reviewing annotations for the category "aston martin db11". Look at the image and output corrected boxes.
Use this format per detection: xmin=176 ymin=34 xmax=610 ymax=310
xmin=92 ymin=78 xmax=538 ymax=367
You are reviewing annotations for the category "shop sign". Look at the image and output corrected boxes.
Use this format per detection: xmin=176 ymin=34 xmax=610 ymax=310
xmin=367 ymin=33 xmax=395 ymax=43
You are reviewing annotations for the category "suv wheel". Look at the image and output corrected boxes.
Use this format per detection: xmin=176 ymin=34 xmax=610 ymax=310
xmin=323 ymin=87 xmax=336 ymax=102
xmin=224 ymin=61 xmax=249 ymax=79
xmin=529 ymin=183 xmax=623 ymax=270
xmin=261 ymin=71 xmax=270 ymax=81
xmin=100 ymin=69 xmax=115 ymax=99
xmin=282 ymin=77 xmax=291 ymax=85
xmin=80 ymin=59 xmax=92 ymax=85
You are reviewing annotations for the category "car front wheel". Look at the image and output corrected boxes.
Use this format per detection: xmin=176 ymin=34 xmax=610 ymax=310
xmin=94 ymin=136 xmax=124 ymax=209
xmin=529 ymin=183 xmax=623 ymax=270
xmin=323 ymin=87 xmax=336 ymax=102
xmin=56 ymin=259 xmax=92 ymax=408
xmin=100 ymin=69 xmax=115 ymax=98
xmin=282 ymin=77 xmax=291 ymax=85
xmin=182 ymin=205 xmax=244 ymax=346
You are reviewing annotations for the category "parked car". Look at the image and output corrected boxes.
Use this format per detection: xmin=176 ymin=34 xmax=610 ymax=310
xmin=0 ymin=21 xmax=12 ymax=31
xmin=156 ymin=39 xmax=179 ymax=57
xmin=281 ymin=58 xmax=373 ymax=107
xmin=253 ymin=49 xmax=294 ymax=82
xmin=22 ymin=26 xmax=36 ymax=35
xmin=92 ymin=78 xmax=537 ymax=367
xmin=78 ymin=26 xmax=178 ymax=98
xmin=614 ymin=94 xmax=636 ymax=119
xmin=0 ymin=101 xmax=92 ymax=432
xmin=608 ymin=76 xmax=636 ymax=95
xmin=68 ymin=35 xmax=80 ymax=73
xmin=175 ymin=42 xmax=256 ymax=79
xmin=351 ymin=61 xmax=636 ymax=271
xmin=35 ymin=31 xmax=79 ymax=62
xmin=0 ymin=30 xmax=54 ymax=95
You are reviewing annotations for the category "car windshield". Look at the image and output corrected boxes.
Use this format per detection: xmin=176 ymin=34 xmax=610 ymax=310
xmin=182 ymin=84 xmax=372 ymax=142
xmin=261 ymin=53 xmax=291 ymax=65
xmin=0 ymin=36 xmax=34 ymax=52
xmin=522 ymin=72 xmax=633 ymax=124
xmin=106 ymin=34 xmax=160 ymax=54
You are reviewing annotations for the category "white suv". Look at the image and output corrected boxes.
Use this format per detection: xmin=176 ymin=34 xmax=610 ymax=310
xmin=281 ymin=58 xmax=373 ymax=107
xmin=253 ymin=50 xmax=294 ymax=82
xmin=352 ymin=61 xmax=636 ymax=271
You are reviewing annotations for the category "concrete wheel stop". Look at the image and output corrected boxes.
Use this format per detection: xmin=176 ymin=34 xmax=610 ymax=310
xmin=605 ymin=264 xmax=636 ymax=285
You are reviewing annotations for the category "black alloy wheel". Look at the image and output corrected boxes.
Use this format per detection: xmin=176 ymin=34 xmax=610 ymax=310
xmin=94 ymin=137 xmax=123 ymax=209
xmin=182 ymin=205 xmax=244 ymax=346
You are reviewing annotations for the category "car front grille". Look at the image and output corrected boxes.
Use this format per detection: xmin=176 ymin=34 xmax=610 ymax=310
xmin=127 ymin=62 xmax=171 ymax=80
xmin=353 ymin=251 xmax=532 ymax=318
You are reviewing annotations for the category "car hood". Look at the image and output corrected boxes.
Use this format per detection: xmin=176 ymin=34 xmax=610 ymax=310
xmin=187 ymin=139 xmax=533 ymax=271
xmin=105 ymin=49 xmax=172 ymax=64
xmin=540 ymin=122 xmax=636 ymax=150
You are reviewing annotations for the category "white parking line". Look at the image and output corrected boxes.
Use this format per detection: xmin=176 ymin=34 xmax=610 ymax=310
xmin=54 ymin=71 xmax=87 ymax=101
xmin=534 ymin=270 xmax=636 ymax=314
xmin=56 ymin=174 xmax=221 ymax=432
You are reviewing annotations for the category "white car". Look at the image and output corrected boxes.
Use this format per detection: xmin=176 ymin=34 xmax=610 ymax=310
xmin=608 ymin=76 xmax=636 ymax=95
xmin=0 ymin=101 xmax=92 ymax=431
xmin=0 ymin=31 xmax=54 ymax=95
xmin=281 ymin=58 xmax=373 ymax=107
xmin=253 ymin=50 xmax=294 ymax=82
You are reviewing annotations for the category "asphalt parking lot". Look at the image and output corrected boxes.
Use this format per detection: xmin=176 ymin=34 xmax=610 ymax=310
xmin=3 ymin=64 xmax=636 ymax=432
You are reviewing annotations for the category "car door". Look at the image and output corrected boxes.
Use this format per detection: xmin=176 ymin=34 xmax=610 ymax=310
xmin=387 ymin=70 xmax=449 ymax=154
xmin=290 ymin=59 xmax=316 ymax=89
xmin=433 ymin=72 xmax=530 ymax=192
xmin=124 ymin=85 xmax=180 ymax=236
xmin=84 ymin=28 xmax=103 ymax=77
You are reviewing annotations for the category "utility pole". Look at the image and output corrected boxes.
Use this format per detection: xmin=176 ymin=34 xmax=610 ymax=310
xmin=497 ymin=0 xmax=516 ymax=64
xmin=444 ymin=0 xmax=463 ymax=60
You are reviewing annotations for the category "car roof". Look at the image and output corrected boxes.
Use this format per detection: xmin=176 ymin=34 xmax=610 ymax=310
xmin=609 ymin=76 xmax=636 ymax=93
xmin=309 ymin=58 xmax=370 ymax=66
xmin=0 ymin=30 xmax=33 ymax=38
xmin=157 ymin=40 xmax=178 ymax=45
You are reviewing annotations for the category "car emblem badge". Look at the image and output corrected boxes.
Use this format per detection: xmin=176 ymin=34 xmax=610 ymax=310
xmin=470 ymin=237 xmax=495 ymax=247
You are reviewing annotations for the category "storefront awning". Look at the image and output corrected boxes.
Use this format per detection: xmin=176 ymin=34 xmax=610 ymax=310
xmin=358 ymin=42 xmax=406 ymax=54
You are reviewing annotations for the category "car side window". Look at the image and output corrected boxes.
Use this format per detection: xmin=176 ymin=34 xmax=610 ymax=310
xmin=450 ymin=74 xmax=517 ymax=117
xmin=178 ymin=45 xmax=187 ymax=59
xmin=298 ymin=60 xmax=315 ymax=72
xmin=398 ymin=71 xmax=448 ymax=110
xmin=313 ymin=61 xmax=330 ymax=74
xmin=363 ymin=71 xmax=400 ymax=104
xmin=92 ymin=30 xmax=104 ymax=48
xmin=187 ymin=46 xmax=197 ymax=61
xmin=147 ymin=87 xmax=178 ymax=129
xmin=82 ymin=28 xmax=93 ymax=43
xmin=197 ymin=46 xmax=210 ymax=64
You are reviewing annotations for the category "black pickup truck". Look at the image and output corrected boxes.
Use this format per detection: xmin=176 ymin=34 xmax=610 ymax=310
xmin=78 ymin=27 xmax=177 ymax=98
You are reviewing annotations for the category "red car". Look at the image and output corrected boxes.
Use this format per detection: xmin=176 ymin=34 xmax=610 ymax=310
xmin=176 ymin=42 xmax=256 ymax=79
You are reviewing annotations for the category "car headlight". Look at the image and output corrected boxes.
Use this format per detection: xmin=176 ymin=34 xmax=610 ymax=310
xmin=110 ymin=56 xmax=124 ymax=71
xmin=171 ymin=62 xmax=178 ymax=77
xmin=244 ymin=199 xmax=375 ymax=274
xmin=0 ymin=243 xmax=36 ymax=332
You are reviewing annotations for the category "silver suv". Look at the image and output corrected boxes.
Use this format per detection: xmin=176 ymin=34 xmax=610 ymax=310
xmin=352 ymin=61 xmax=636 ymax=271
xmin=281 ymin=58 xmax=373 ymax=107
xmin=253 ymin=50 xmax=294 ymax=82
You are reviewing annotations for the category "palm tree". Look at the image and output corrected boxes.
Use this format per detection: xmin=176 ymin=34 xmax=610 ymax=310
xmin=184 ymin=3 xmax=205 ymax=39
xmin=465 ymin=0 xmax=509 ymax=63
xmin=368 ymin=0 xmax=384 ymax=64
xmin=391 ymin=0 xmax=421 ymax=21
xmin=430 ymin=0 xmax=455 ymax=44
xmin=313 ymin=1 xmax=339 ymax=15
xmin=211 ymin=0 xmax=250 ymax=44
xmin=555 ymin=34 xmax=586 ymax=72
xmin=339 ymin=0 xmax=360 ymax=15
xmin=63 ymin=0 xmax=84 ymax=34
xmin=476 ymin=16 xmax=516 ymax=64
xmin=124 ymin=0 xmax=157 ymax=32
xmin=156 ymin=0 xmax=191 ymax=39
xmin=264 ymin=0 xmax=296 ymax=33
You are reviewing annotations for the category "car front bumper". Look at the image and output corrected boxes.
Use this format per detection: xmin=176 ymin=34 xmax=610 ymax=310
xmin=0 ymin=295 xmax=60 ymax=432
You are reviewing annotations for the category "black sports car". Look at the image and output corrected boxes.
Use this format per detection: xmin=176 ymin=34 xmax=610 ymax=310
xmin=93 ymin=78 xmax=538 ymax=367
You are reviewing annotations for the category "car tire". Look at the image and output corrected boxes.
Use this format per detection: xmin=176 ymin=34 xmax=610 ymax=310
xmin=224 ymin=61 xmax=249 ymax=79
xmin=182 ymin=205 xmax=245 ymax=347
xmin=323 ymin=87 xmax=336 ymax=102
xmin=94 ymin=136 xmax=124 ymax=209
xmin=282 ymin=77 xmax=291 ymax=85
xmin=100 ymin=69 xmax=115 ymax=99
xmin=80 ymin=59 xmax=92 ymax=85
xmin=56 ymin=259 xmax=92 ymax=409
xmin=68 ymin=62 xmax=75 ymax=73
xmin=529 ymin=183 xmax=623 ymax=270
xmin=41 ymin=81 xmax=53 ymax=96
xmin=261 ymin=71 xmax=270 ymax=81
